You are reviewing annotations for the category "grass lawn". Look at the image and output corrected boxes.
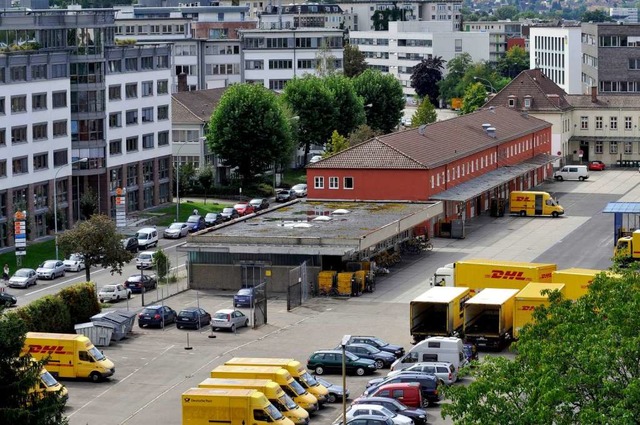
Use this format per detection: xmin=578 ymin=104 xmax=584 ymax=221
xmin=144 ymin=201 xmax=231 ymax=227
xmin=0 ymin=239 xmax=56 ymax=272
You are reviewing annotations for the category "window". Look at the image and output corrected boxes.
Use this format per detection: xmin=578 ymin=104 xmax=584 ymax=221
xmin=524 ymin=98 xmax=531 ymax=108
xmin=329 ymin=177 xmax=339 ymax=189
xmin=269 ymin=59 xmax=293 ymax=69
xmin=141 ymin=81 xmax=153 ymax=96
xmin=10 ymin=66 xmax=26 ymax=81
xmin=159 ymin=157 xmax=170 ymax=179
xmin=595 ymin=116 xmax=603 ymax=130
xmin=157 ymin=105 xmax=169 ymax=120
xmin=125 ymin=58 xmax=138 ymax=71
xmin=11 ymin=96 xmax=26 ymax=113
xmin=580 ymin=116 xmax=588 ymax=130
xmin=0 ymin=129 xmax=5 ymax=147
xmin=127 ymin=163 xmax=138 ymax=186
xmin=126 ymin=110 xmax=138 ymax=125
xmin=52 ymin=120 xmax=67 ymax=137
xmin=12 ymin=156 xmax=28 ymax=175
xmin=610 ymin=116 xmax=618 ymax=130
xmin=0 ymin=97 xmax=4 ymax=115
xmin=625 ymin=141 xmax=633 ymax=154
xmin=53 ymin=150 xmax=68 ymax=167
xmin=625 ymin=116 xmax=632 ymax=130
xmin=314 ymin=176 xmax=324 ymax=189
xmin=0 ymin=160 xmax=6 ymax=178
xmin=141 ymin=107 xmax=154 ymax=123
xmin=126 ymin=136 xmax=138 ymax=152
xmin=109 ymin=113 xmax=122 ymax=128
xmin=32 ymin=123 xmax=47 ymax=140
xmin=11 ymin=126 xmax=27 ymax=144
xmin=125 ymin=83 xmax=137 ymax=99
xmin=108 ymin=85 xmax=121 ymax=101
xmin=141 ymin=57 xmax=153 ymax=70
xmin=143 ymin=160 xmax=154 ymax=182
xmin=157 ymin=80 xmax=169 ymax=94
xmin=31 ymin=93 xmax=47 ymax=110
xmin=51 ymin=64 xmax=67 ymax=78
xmin=52 ymin=91 xmax=67 ymax=108
xmin=156 ymin=55 xmax=169 ymax=69
xmin=610 ymin=141 xmax=618 ymax=154
xmin=31 ymin=64 xmax=47 ymax=80
xmin=109 ymin=139 xmax=122 ymax=155
xmin=108 ymin=60 xmax=121 ymax=72
xmin=158 ymin=131 xmax=169 ymax=146
xmin=142 ymin=133 xmax=154 ymax=149
xmin=344 ymin=177 xmax=354 ymax=189
xmin=33 ymin=152 xmax=48 ymax=170
xmin=595 ymin=141 xmax=603 ymax=154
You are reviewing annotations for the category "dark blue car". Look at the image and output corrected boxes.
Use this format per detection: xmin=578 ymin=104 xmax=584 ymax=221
xmin=186 ymin=215 xmax=205 ymax=232
xmin=138 ymin=305 xmax=177 ymax=328
xmin=233 ymin=287 xmax=254 ymax=307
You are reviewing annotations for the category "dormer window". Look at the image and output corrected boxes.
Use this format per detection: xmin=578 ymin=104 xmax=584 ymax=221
xmin=524 ymin=96 xmax=532 ymax=109
xmin=508 ymin=95 xmax=516 ymax=108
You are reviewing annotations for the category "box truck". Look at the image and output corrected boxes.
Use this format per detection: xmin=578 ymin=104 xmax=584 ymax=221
xmin=513 ymin=283 xmax=565 ymax=339
xmin=23 ymin=333 xmax=115 ymax=382
xmin=409 ymin=287 xmax=471 ymax=343
xmin=430 ymin=259 xmax=556 ymax=294
xmin=551 ymin=268 xmax=604 ymax=300
xmin=463 ymin=288 xmax=519 ymax=349
xmin=224 ymin=358 xmax=328 ymax=404
xmin=182 ymin=388 xmax=294 ymax=425
xmin=198 ymin=378 xmax=308 ymax=424
xmin=210 ymin=365 xmax=318 ymax=412
xmin=509 ymin=191 xmax=564 ymax=217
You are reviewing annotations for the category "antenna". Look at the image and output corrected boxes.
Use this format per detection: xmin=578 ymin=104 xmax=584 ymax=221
xmin=418 ymin=125 xmax=427 ymax=135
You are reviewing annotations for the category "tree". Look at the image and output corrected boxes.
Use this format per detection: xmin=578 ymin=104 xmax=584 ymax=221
xmin=461 ymin=82 xmax=488 ymax=114
xmin=410 ymin=98 xmax=437 ymax=127
xmin=324 ymin=75 xmax=366 ymax=138
xmin=175 ymin=163 xmax=196 ymax=196
xmin=348 ymin=124 xmax=380 ymax=146
xmin=581 ymin=9 xmax=612 ymax=22
xmin=281 ymin=76 xmax=338 ymax=165
xmin=497 ymin=45 xmax=530 ymax=79
xmin=324 ymin=131 xmax=350 ymax=156
xmin=315 ymin=41 xmax=337 ymax=77
xmin=442 ymin=272 xmax=640 ymax=424
xmin=410 ymin=56 xmax=445 ymax=106
xmin=438 ymin=53 xmax=473 ymax=104
xmin=79 ymin=187 xmax=97 ymax=220
xmin=207 ymin=83 xmax=293 ymax=187
xmin=343 ymin=44 xmax=368 ymax=78
xmin=494 ymin=5 xmax=519 ymax=20
xmin=196 ymin=165 xmax=214 ymax=204
xmin=353 ymin=70 xmax=405 ymax=134
xmin=0 ymin=314 xmax=68 ymax=425
xmin=152 ymin=249 xmax=171 ymax=282
xmin=57 ymin=214 xmax=134 ymax=282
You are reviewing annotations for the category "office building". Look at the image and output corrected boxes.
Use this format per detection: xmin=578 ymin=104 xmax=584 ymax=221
xmin=529 ymin=25 xmax=582 ymax=94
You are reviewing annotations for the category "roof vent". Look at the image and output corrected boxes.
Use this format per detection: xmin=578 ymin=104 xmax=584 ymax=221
xmin=312 ymin=216 xmax=332 ymax=222
xmin=487 ymin=127 xmax=496 ymax=138
xmin=482 ymin=123 xmax=492 ymax=131
xmin=332 ymin=209 xmax=350 ymax=215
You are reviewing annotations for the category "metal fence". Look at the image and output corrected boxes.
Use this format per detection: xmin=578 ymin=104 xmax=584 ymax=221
xmin=252 ymin=281 xmax=267 ymax=329
xmin=287 ymin=261 xmax=309 ymax=311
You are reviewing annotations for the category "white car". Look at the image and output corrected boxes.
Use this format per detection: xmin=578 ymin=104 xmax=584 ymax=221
xmin=36 ymin=260 xmax=66 ymax=280
xmin=63 ymin=253 xmax=85 ymax=272
xmin=98 ymin=284 xmax=132 ymax=303
xmin=163 ymin=222 xmax=189 ymax=239
xmin=346 ymin=404 xmax=413 ymax=425
xmin=309 ymin=155 xmax=323 ymax=164
xmin=136 ymin=251 xmax=155 ymax=270
xmin=291 ymin=183 xmax=308 ymax=197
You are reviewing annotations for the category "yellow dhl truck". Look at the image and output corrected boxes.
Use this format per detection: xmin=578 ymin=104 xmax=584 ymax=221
xmin=224 ymin=357 xmax=328 ymax=404
xmin=23 ymin=333 xmax=115 ymax=382
xmin=551 ymin=268 xmax=605 ymax=300
xmin=614 ymin=229 xmax=640 ymax=264
xmin=513 ymin=282 xmax=565 ymax=339
xmin=210 ymin=365 xmax=318 ymax=412
xmin=182 ymin=388 xmax=294 ymax=425
xmin=409 ymin=286 xmax=471 ymax=343
xmin=509 ymin=191 xmax=564 ymax=217
xmin=430 ymin=259 xmax=556 ymax=294
xmin=463 ymin=288 xmax=519 ymax=349
xmin=198 ymin=378 xmax=309 ymax=424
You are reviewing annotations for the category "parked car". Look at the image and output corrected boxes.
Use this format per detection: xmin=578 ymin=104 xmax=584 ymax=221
xmin=351 ymin=397 xmax=427 ymax=425
xmin=386 ymin=361 xmax=457 ymax=385
xmin=347 ymin=336 xmax=405 ymax=358
xmin=8 ymin=268 xmax=37 ymax=288
xmin=138 ymin=305 xmax=177 ymax=328
xmin=588 ymin=160 xmax=606 ymax=171
xmin=204 ymin=212 xmax=225 ymax=227
xmin=36 ymin=260 xmax=66 ymax=280
xmin=125 ymin=274 xmax=157 ymax=293
xmin=135 ymin=227 xmax=158 ymax=249
xmin=234 ymin=203 xmax=255 ymax=216
xmin=249 ymin=198 xmax=269 ymax=211
xmin=63 ymin=253 xmax=85 ymax=272
xmin=176 ymin=307 xmax=212 ymax=330
xmin=306 ymin=349 xmax=377 ymax=376
xmin=136 ymin=251 xmax=155 ymax=270
xmin=211 ymin=309 xmax=249 ymax=332
xmin=233 ymin=287 xmax=255 ymax=307
xmin=186 ymin=215 xmax=206 ymax=232
xmin=0 ymin=291 xmax=17 ymax=307
xmin=313 ymin=376 xmax=349 ymax=403
xmin=122 ymin=236 xmax=139 ymax=253
xmin=220 ymin=207 xmax=240 ymax=221
xmin=364 ymin=374 xmax=440 ymax=406
xmin=340 ymin=343 xmax=397 ymax=369
xmin=309 ymin=155 xmax=323 ymax=164
xmin=363 ymin=383 xmax=423 ymax=409
xmin=291 ymin=184 xmax=308 ymax=197
xmin=98 ymin=284 xmax=132 ymax=303
xmin=276 ymin=189 xmax=297 ymax=202
xmin=345 ymin=404 xmax=413 ymax=425
xmin=164 ymin=222 xmax=189 ymax=239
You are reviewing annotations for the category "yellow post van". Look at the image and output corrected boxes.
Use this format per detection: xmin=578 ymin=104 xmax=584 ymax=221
xmin=225 ymin=357 xmax=329 ymax=404
xmin=23 ymin=333 xmax=115 ymax=382
xmin=210 ymin=365 xmax=318 ymax=413
xmin=509 ymin=191 xmax=564 ymax=217
xmin=198 ymin=378 xmax=309 ymax=425
xmin=513 ymin=283 xmax=565 ymax=338
xmin=182 ymin=388 xmax=294 ymax=425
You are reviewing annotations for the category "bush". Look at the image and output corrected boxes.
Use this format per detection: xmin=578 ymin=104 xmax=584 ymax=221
xmin=256 ymin=183 xmax=274 ymax=197
xmin=15 ymin=295 xmax=72 ymax=333
xmin=58 ymin=283 xmax=101 ymax=326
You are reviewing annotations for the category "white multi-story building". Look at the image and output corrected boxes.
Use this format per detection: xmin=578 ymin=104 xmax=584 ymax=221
xmin=462 ymin=20 xmax=523 ymax=64
xmin=529 ymin=26 xmax=582 ymax=94
xmin=610 ymin=7 xmax=639 ymax=23
xmin=258 ymin=3 xmax=346 ymax=30
xmin=350 ymin=21 xmax=489 ymax=96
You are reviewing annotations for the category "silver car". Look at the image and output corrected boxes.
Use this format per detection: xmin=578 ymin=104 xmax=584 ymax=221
xmin=63 ymin=253 xmax=85 ymax=272
xmin=211 ymin=309 xmax=249 ymax=332
xmin=36 ymin=260 xmax=66 ymax=280
xmin=291 ymin=183 xmax=308 ymax=197
xmin=386 ymin=361 xmax=458 ymax=385
xmin=8 ymin=268 xmax=37 ymax=288
xmin=163 ymin=222 xmax=189 ymax=239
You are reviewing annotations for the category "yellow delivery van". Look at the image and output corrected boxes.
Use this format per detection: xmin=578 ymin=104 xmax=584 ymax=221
xmin=225 ymin=357 xmax=328 ymax=404
xmin=23 ymin=333 xmax=115 ymax=382
xmin=513 ymin=282 xmax=565 ymax=338
xmin=211 ymin=365 xmax=318 ymax=412
xmin=551 ymin=268 xmax=604 ymax=300
xmin=509 ymin=191 xmax=564 ymax=217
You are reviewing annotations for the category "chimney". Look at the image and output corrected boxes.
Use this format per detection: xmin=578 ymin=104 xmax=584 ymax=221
xmin=482 ymin=123 xmax=491 ymax=132
xmin=591 ymin=86 xmax=598 ymax=103
xmin=487 ymin=127 xmax=496 ymax=138
xmin=178 ymin=73 xmax=188 ymax=92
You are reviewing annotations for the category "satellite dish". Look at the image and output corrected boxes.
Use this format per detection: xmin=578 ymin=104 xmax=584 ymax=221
xmin=418 ymin=125 xmax=428 ymax=135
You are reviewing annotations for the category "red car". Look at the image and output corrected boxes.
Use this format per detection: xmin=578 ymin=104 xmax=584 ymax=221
xmin=233 ymin=203 xmax=255 ymax=216
xmin=588 ymin=160 xmax=605 ymax=171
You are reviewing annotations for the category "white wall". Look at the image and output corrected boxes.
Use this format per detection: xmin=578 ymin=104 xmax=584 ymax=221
xmin=529 ymin=27 xmax=582 ymax=95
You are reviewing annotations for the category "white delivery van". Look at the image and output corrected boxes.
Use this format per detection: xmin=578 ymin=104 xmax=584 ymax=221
xmin=553 ymin=165 xmax=589 ymax=181
xmin=390 ymin=336 xmax=466 ymax=372
xmin=136 ymin=227 xmax=158 ymax=249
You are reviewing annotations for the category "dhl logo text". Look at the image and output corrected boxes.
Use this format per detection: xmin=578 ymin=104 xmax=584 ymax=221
xmin=28 ymin=345 xmax=70 ymax=355
xmin=519 ymin=305 xmax=536 ymax=311
xmin=514 ymin=196 xmax=532 ymax=202
xmin=489 ymin=270 xmax=528 ymax=280
xmin=540 ymin=273 xmax=552 ymax=279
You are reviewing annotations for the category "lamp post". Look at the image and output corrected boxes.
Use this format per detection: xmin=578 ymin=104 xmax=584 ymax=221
xmin=341 ymin=335 xmax=350 ymax=425
xmin=54 ymin=157 xmax=88 ymax=260
xmin=175 ymin=140 xmax=198 ymax=223
xmin=473 ymin=76 xmax=497 ymax=94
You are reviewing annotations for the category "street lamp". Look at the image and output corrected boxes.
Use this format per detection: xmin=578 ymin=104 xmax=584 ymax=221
xmin=341 ymin=335 xmax=350 ymax=425
xmin=54 ymin=157 xmax=88 ymax=260
xmin=473 ymin=76 xmax=497 ymax=94
xmin=175 ymin=140 xmax=200 ymax=223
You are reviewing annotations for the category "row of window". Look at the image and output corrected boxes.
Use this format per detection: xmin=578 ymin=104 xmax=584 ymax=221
xmin=242 ymin=36 xmax=343 ymax=49
xmin=0 ymin=150 xmax=69 ymax=177
xmin=1 ymin=92 xmax=67 ymax=114
xmin=108 ymin=105 xmax=169 ymax=128
xmin=108 ymin=131 xmax=170 ymax=156
xmin=106 ymin=56 xmax=169 ymax=73
xmin=313 ymin=176 xmax=354 ymax=190
xmin=108 ymin=157 xmax=171 ymax=192
xmin=116 ymin=24 xmax=185 ymax=36
xmin=579 ymin=116 xmax=637 ymax=130
xmin=595 ymin=140 xmax=637 ymax=154
xmin=0 ymin=121 xmax=68 ymax=146
xmin=599 ymin=80 xmax=640 ymax=93
xmin=108 ymin=80 xmax=169 ymax=101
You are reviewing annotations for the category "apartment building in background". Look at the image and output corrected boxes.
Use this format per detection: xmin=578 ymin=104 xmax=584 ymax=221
xmin=529 ymin=25 xmax=582 ymax=94
xmin=462 ymin=20 xmax=523 ymax=64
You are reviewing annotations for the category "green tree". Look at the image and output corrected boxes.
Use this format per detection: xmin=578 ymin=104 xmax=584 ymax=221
xmin=442 ymin=272 xmax=640 ymax=424
xmin=494 ymin=5 xmax=518 ymax=20
xmin=348 ymin=124 xmax=380 ymax=146
xmin=196 ymin=164 xmax=214 ymax=204
xmin=410 ymin=98 xmax=437 ymax=127
xmin=353 ymin=70 xmax=405 ymax=134
xmin=324 ymin=130 xmax=350 ymax=156
xmin=175 ymin=163 xmax=196 ymax=196
xmin=581 ymin=9 xmax=612 ymax=22
xmin=0 ymin=314 xmax=68 ymax=425
xmin=461 ymin=82 xmax=488 ymax=114
xmin=497 ymin=45 xmax=530 ymax=79
xmin=438 ymin=53 xmax=473 ymax=104
xmin=57 ymin=214 xmax=134 ymax=282
xmin=324 ymin=75 xmax=366 ymax=138
xmin=343 ymin=44 xmax=368 ymax=78
xmin=410 ymin=56 xmax=445 ymax=106
xmin=207 ymin=84 xmax=293 ymax=186
xmin=281 ymin=76 xmax=337 ymax=165
xmin=152 ymin=249 xmax=171 ymax=282
xmin=79 ymin=187 xmax=97 ymax=220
